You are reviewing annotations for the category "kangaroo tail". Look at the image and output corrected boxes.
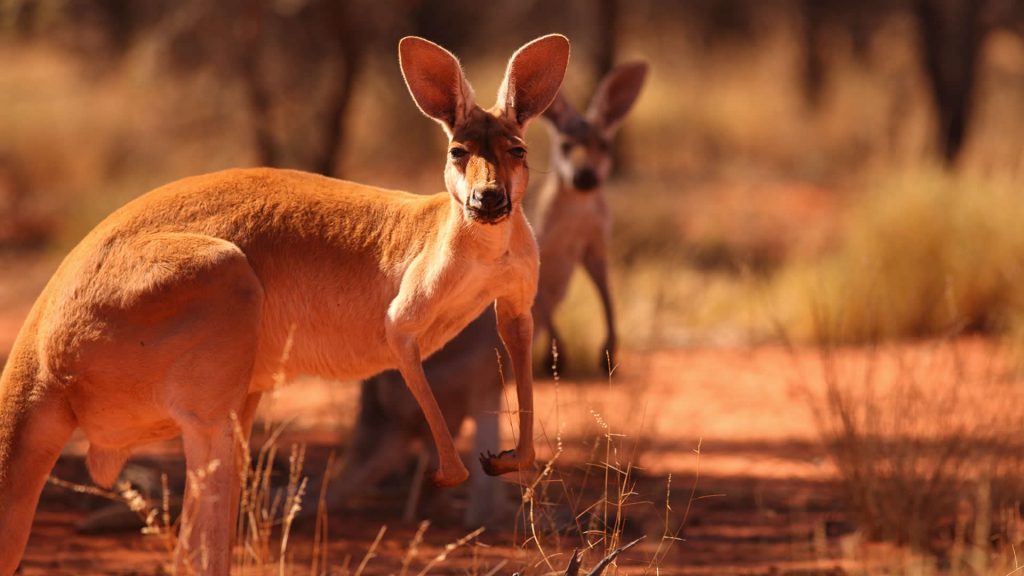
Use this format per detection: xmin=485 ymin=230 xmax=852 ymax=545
xmin=0 ymin=333 xmax=75 ymax=575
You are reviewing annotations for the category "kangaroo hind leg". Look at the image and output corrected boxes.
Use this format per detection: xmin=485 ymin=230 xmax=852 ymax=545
xmin=104 ymin=232 xmax=265 ymax=576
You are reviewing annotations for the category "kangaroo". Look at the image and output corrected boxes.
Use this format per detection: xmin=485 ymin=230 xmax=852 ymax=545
xmin=0 ymin=35 xmax=569 ymax=575
xmin=533 ymin=61 xmax=648 ymax=372
xmin=334 ymin=62 xmax=647 ymax=528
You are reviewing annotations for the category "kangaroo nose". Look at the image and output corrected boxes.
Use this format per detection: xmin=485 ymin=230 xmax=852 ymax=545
xmin=572 ymin=168 xmax=599 ymax=191
xmin=469 ymin=186 xmax=509 ymax=213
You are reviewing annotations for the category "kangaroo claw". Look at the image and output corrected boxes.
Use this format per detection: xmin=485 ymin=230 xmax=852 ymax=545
xmin=479 ymin=449 xmax=528 ymax=476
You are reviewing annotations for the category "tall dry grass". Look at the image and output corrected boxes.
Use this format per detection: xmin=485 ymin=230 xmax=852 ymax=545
xmin=500 ymin=350 xmax=705 ymax=575
xmin=804 ymin=337 xmax=1024 ymax=573
xmin=774 ymin=167 xmax=1024 ymax=345
xmin=773 ymin=166 xmax=1024 ymax=571
xmin=44 ymin=384 xmax=698 ymax=575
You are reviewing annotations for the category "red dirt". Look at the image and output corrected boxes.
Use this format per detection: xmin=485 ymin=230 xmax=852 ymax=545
xmin=3 ymin=254 xmax=1020 ymax=574
xmin=9 ymin=336 xmax=1018 ymax=574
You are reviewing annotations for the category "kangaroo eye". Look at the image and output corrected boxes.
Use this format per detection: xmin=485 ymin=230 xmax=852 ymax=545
xmin=560 ymin=142 xmax=573 ymax=154
xmin=509 ymin=146 xmax=527 ymax=159
xmin=449 ymin=147 xmax=468 ymax=160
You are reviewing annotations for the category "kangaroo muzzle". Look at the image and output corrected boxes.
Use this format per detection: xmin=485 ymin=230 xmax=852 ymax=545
xmin=466 ymin=186 xmax=511 ymax=224
xmin=571 ymin=168 xmax=599 ymax=191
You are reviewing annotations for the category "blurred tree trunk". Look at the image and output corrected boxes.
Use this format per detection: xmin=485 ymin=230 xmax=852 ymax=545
xmin=237 ymin=0 xmax=367 ymax=176
xmin=801 ymin=0 xmax=827 ymax=110
xmin=310 ymin=2 xmax=366 ymax=177
xmin=592 ymin=0 xmax=618 ymax=81
xmin=309 ymin=46 xmax=361 ymax=177
xmin=800 ymin=1 xmax=885 ymax=112
xmin=591 ymin=0 xmax=628 ymax=171
xmin=915 ymin=0 xmax=983 ymax=165
xmin=240 ymin=0 xmax=279 ymax=168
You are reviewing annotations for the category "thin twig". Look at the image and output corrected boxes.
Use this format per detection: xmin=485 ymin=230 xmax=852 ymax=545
xmin=354 ymin=525 xmax=387 ymax=576
xmin=415 ymin=527 xmax=485 ymax=576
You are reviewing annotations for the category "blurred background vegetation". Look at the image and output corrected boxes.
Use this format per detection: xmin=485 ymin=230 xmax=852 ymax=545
xmin=6 ymin=2 xmax=1024 ymax=570
xmin=1 ymin=0 xmax=1024 ymax=356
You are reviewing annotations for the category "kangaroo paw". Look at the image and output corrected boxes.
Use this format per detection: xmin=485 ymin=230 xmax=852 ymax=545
xmin=479 ymin=449 xmax=532 ymax=476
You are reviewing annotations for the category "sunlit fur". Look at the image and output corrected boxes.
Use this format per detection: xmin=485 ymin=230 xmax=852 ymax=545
xmin=337 ymin=61 xmax=647 ymax=530
xmin=0 ymin=35 xmax=569 ymax=576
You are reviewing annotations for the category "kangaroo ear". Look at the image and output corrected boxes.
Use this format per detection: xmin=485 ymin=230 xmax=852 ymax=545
xmin=542 ymin=92 xmax=582 ymax=133
xmin=399 ymin=36 xmax=476 ymax=135
xmin=586 ymin=62 xmax=648 ymax=135
xmin=496 ymin=34 xmax=571 ymax=128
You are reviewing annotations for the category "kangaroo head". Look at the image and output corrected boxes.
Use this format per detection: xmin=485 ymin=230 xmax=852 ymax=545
xmin=543 ymin=62 xmax=647 ymax=193
xmin=400 ymin=35 xmax=570 ymax=225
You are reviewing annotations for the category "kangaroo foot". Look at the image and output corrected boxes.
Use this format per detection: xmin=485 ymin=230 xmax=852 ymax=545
xmin=430 ymin=461 xmax=469 ymax=487
xmin=479 ymin=449 xmax=534 ymax=476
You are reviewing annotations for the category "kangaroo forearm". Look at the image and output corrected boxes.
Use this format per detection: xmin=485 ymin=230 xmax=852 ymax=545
xmin=478 ymin=301 xmax=537 ymax=476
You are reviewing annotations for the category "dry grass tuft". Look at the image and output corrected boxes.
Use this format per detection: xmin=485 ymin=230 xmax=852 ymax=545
xmin=806 ymin=338 xmax=1024 ymax=572
xmin=775 ymin=167 xmax=1024 ymax=344
xmin=500 ymin=354 xmax=702 ymax=575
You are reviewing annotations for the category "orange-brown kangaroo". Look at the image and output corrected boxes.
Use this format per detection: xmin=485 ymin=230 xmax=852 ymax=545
xmin=533 ymin=61 xmax=648 ymax=371
xmin=334 ymin=62 xmax=647 ymax=528
xmin=0 ymin=35 xmax=569 ymax=575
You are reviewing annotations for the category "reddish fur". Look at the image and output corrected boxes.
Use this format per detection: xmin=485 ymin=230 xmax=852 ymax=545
xmin=0 ymin=35 xmax=569 ymax=575
xmin=338 ymin=61 xmax=648 ymax=529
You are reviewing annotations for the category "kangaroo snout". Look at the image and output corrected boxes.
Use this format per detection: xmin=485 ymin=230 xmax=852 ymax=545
xmin=467 ymin=186 xmax=511 ymax=222
xmin=572 ymin=168 xmax=599 ymax=191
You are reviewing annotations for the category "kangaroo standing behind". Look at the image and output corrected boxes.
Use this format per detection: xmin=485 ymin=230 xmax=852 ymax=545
xmin=0 ymin=35 xmax=569 ymax=575
xmin=334 ymin=62 xmax=648 ymax=528
xmin=532 ymin=61 xmax=648 ymax=372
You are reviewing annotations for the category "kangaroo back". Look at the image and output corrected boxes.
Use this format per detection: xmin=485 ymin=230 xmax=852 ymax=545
xmin=2 ymin=34 xmax=569 ymax=575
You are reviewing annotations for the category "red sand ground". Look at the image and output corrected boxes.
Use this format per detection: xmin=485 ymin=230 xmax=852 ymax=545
xmin=2 ymin=252 xmax=1020 ymax=574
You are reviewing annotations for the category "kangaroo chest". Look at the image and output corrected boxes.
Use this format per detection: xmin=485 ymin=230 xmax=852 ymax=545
xmin=536 ymin=192 xmax=608 ymax=296
xmin=416 ymin=258 xmax=507 ymax=358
